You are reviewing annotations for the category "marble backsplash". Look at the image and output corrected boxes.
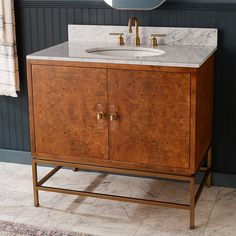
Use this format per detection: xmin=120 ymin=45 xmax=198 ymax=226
xmin=68 ymin=25 xmax=218 ymax=47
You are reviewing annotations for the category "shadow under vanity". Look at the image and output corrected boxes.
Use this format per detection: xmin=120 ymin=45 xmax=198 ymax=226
xmin=26 ymin=21 xmax=217 ymax=229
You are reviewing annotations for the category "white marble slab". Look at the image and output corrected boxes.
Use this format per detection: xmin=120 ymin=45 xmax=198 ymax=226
xmin=27 ymin=25 xmax=217 ymax=68
xmin=28 ymin=41 xmax=216 ymax=68
xmin=68 ymin=25 xmax=218 ymax=47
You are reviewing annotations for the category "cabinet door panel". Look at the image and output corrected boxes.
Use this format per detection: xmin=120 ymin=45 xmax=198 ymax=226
xmin=32 ymin=65 xmax=108 ymax=160
xmin=108 ymin=69 xmax=190 ymax=169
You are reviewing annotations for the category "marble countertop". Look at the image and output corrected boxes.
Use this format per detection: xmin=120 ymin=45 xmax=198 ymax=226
xmin=27 ymin=41 xmax=216 ymax=68
xmin=27 ymin=25 xmax=218 ymax=68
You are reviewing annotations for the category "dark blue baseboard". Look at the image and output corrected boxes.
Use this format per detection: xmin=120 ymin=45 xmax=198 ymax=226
xmin=0 ymin=149 xmax=31 ymax=165
xmin=1 ymin=149 xmax=235 ymax=188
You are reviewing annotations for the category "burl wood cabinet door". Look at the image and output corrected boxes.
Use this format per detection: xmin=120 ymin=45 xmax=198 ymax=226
xmin=31 ymin=65 xmax=108 ymax=160
xmin=108 ymin=69 xmax=191 ymax=169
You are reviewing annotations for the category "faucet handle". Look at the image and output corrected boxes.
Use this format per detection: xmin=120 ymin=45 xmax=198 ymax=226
xmin=151 ymin=33 xmax=166 ymax=37
xmin=150 ymin=34 xmax=166 ymax=47
xmin=110 ymin=33 xmax=125 ymax=46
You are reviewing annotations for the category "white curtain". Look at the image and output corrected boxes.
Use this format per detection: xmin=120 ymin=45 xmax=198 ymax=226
xmin=0 ymin=0 xmax=19 ymax=97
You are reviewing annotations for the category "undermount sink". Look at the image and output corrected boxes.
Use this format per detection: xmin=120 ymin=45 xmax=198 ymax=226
xmin=86 ymin=47 xmax=165 ymax=58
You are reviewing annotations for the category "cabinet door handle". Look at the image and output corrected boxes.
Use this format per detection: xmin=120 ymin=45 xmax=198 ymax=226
xmin=109 ymin=105 xmax=119 ymax=131
xmin=110 ymin=112 xmax=119 ymax=121
xmin=97 ymin=111 xmax=105 ymax=121
xmin=97 ymin=104 xmax=106 ymax=129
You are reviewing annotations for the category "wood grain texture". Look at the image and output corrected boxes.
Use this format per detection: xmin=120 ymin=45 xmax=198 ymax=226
xmin=34 ymin=153 xmax=194 ymax=175
xmin=31 ymin=65 xmax=108 ymax=160
xmin=108 ymin=69 xmax=191 ymax=169
xmin=195 ymin=56 xmax=214 ymax=171
xmin=189 ymin=72 xmax=197 ymax=173
xmin=27 ymin=61 xmax=36 ymax=155
xmin=27 ymin=56 xmax=214 ymax=176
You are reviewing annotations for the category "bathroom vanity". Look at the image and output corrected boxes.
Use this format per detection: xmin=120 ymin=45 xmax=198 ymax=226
xmin=27 ymin=24 xmax=217 ymax=229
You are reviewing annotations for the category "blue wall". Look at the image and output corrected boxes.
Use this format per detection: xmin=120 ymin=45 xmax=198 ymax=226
xmin=1 ymin=1 xmax=236 ymax=183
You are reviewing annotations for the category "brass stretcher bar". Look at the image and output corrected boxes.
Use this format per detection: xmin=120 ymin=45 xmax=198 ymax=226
xmin=32 ymin=147 xmax=212 ymax=230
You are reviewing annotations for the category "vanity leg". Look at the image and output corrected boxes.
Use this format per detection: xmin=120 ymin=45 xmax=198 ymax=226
xmin=32 ymin=160 xmax=39 ymax=207
xmin=190 ymin=177 xmax=195 ymax=230
xmin=72 ymin=168 xmax=79 ymax=172
xmin=207 ymin=146 xmax=212 ymax=187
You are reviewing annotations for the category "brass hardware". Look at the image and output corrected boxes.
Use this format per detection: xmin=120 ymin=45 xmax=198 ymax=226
xmin=97 ymin=111 xmax=105 ymax=121
xmin=110 ymin=33 xmax=125 ymax=46
xmin=97 ymin=104 xmax=106 ymax=130
xmin=128 ymin=17 xmax=141 ymax=46
xmin=32 ymin=145 xmax=212 ymax=230
xmin=32 ymin=161 xmax=39 ymax=207
xmin=150 ymin=34 xmax=166 ymax=47
xmin=37 ymin=185 xmax=190 ymax=209
xmin=190 ymin=177 xmax=195 ymax=230
xmin=207 ymin=147 xmax=212 ymax=187
xmin=110 ymin=112 xmax=119 ymax=121
xmin=151 ymin=34 xmax=158 ymax=47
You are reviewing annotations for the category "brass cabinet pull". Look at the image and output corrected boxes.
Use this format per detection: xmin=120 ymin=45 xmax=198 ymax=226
xmin=109 ymin=105 xmax=119 ymax=131
xmin=97 ymin=104 xmax=106 ymax=130
xmin=97 ymin=111 xmax=105 ymax=121
xmin=110 ymin=112 xmax=119 ymax=121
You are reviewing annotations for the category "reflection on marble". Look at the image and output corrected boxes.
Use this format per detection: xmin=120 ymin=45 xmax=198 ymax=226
xmin=50 ymin=170 xmax=116 ymax=193
xmin=157 ymin=182 xmax=219 ymax=204
xmin=105 ymin=175 xmax=166 ymax=199
xmin=0 ymin=162 xmax=235 ymax=236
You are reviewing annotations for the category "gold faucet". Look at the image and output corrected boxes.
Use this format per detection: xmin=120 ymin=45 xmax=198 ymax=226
xmin=128 ymin=17 xmax=141 ymax=46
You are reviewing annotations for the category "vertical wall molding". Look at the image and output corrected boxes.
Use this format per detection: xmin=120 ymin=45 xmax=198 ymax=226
xmin=0 ymin=1 xmax=235 ymax=175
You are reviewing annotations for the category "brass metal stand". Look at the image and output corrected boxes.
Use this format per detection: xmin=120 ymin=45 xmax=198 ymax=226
xmin=32 ymin=147 xmax=212 ymax=230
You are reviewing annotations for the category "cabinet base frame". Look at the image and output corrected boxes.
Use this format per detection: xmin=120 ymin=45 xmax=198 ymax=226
xmin=32 ymin=147 xmax=212 ymax=230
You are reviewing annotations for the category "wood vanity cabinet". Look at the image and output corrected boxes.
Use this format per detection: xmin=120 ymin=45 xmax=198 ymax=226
xmin=30 ymin=65 xmax=108 ymax=160
xmin=27 ymin=56 xmax=214 ymax=176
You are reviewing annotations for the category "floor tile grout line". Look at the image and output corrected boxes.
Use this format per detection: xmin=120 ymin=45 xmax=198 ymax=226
xmin=202 ymin=187 xmax=221 ymax=236
xmin=133 ymin=216 xmax=146 ymax=236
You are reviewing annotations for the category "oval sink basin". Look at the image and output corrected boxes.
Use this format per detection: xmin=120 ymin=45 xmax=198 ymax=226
xmin=86 ymin=47 xmax=165 ymax=58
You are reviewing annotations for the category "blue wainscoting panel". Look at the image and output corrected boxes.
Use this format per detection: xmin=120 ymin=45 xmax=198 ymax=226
xmin=0 ymin=1 xmax=235 ymax=180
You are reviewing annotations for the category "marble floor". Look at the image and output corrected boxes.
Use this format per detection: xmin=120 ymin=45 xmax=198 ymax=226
xmin=0 ymin=162 xmax=235 ymax=236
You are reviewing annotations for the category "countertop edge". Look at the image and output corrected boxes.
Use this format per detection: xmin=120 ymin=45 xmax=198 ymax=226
xmin=26 ymin=56 xmax=201 ymax=68
xmin=26 ymin=42 xmax=217 ymax=69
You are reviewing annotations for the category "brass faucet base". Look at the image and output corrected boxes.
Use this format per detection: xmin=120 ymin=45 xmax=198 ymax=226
xmin=151 ymin=37 xmax=158 ymax=47
xmin=150 ymin=33 xmax=166 ymax=47
xmin=135 ymin=37 xmax=141 ymax=47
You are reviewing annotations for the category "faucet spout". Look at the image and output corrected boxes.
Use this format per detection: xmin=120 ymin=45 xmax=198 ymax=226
xmin=128 ymin=17 xmax=133 ymax=33
xmin=128 ymin=17 xmax=141 ymax=46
